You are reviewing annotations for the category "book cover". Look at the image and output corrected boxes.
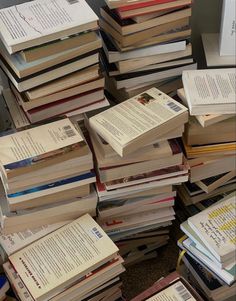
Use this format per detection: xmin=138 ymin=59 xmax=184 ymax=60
xmin=0 ymin=0 xmax=98 ymax=53
xmin=9 ymin=214 xmax=118 ymax=301
xmin=187 ymin=192 xmax=236 ymax=262
xmin=0 ymin=118 xmax=86 ymax=171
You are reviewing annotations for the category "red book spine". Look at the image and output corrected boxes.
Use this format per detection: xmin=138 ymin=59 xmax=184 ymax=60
xmin=118 ymin=0 xmax=177 ymax=12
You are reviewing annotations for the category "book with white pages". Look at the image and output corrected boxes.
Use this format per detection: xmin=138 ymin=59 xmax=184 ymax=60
xmin=0 ymin=0 xmax=98 ymax=54
xmin=89 ymin=87 xmax=188 ymax=156
xmin=182 ymin=69 xmax=236 ymax=115
xmin=187 ymin=192 xmax=236 ymax=263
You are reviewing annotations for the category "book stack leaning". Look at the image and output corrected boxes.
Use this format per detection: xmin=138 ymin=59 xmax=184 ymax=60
xmin=0 ymin=0 xmax=108 ymax=124
xmin=3 ymin=214 xmax=125 ymax=301
xmin=100 ymin=0 xmax=196 ymax=101
xmin=0 ymin=119 xmax=98 ymax=234
xmin=176 ymin=69 xmax=236 ymax=214
xmin=178 ymin=192 xmax=236 ymax=301
xmin=87 ymin=87 xmax=189 ymax=265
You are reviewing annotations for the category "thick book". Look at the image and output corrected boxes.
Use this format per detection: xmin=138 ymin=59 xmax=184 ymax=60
xmin=89 ymin=87 xmax=188 ymax=156
xmin=0 ymin=118 xmax=88 ymax=179
xmin=117 ymin=0 xmax=191 ymax=19
xmin=182 ymin=69 xmax=236 ymax=115
xmin=219 ymin=0 xmax=236 ymax=56
xmin=106 ymin=0 xmax=178 ymax=9
xmin=187 ymin=192 xmax=236 ymax=263
xmin=0 ymin=0 xmax=98 ymax=54
xmin=8 ymin=214 xmax=119 ymax=301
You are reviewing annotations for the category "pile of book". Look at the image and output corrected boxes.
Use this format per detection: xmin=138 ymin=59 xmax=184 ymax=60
xmin=177 ymin=69 xmax=236 ymax=210
xmin=3 ymin=214 xmax=125 ymax=301
xmin=178 ymin=192 xmax=236 ymax=301
xmin=0 ymin=119 xmax=98 ymax=234
xmin=130 ymin=271 xmax=203 ymax=301
xmin=100 ymin=0 xmax=196 ymax=101
xmin=0 ymin=0 xmax=108 ymax=124
xmin=87 ymin=87 xmax=189 ymax=265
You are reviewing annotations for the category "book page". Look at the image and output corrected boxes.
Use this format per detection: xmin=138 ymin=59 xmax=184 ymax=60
xmin=9 ymin=214 xmax=118 ymax=300
xmin=0 ymin=118 xmax=84 ymax=167
xmin=183 ymin=69 xmax=236 ymax=105
xmin=146 ymin=281 xmax=196 ymax=301
xmin=0 ymin=221 xmax=70 ymax=256
xmin=188 ymin=193 xmax=236 ymax=258
xmin=0 ymin=0 xmax=98 ymax=47
xmin=89 ymin=88 xmax=187 ymax=146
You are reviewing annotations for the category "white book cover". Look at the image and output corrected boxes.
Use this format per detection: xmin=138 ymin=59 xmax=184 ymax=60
xmin=0 ymin=221 xmax=71 ymax=256
xmin=187 ymin=192 xmax=236 ymax=262
xmin=0 ymin=118 xmax=83 ymax=167
xmin=89 ymin=87 xmax=187 ymax=156
xmin=0 ymin=0 xmax=98 ymax=53
xmin=182 ymin=69 xmax=236 ymax=114
xmin=219 ymin=0 xmax=236 ymax=56
xmin=9 ymin=214 xmax=118 ymax=301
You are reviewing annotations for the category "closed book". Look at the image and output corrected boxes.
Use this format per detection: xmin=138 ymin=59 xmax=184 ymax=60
xmin=7 ymin=214 xmax=119 ymax=301
xmin=0 ymin=118 xmax=89 ymax=179
xmin=0 ymin=0 xmax=98 ymax=54
xmin=187 ymin=192 xmax=236 ymax=263
xmin=89 ymin=87 xmax=188 ymax=156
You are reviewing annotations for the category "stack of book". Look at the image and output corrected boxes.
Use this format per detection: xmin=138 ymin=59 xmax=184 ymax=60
xmin=87 ymin=87 xmax=189 ymax=265
xmin=130 ymin=271 xmax=203 ymax=301
xmin=0 ymin=118 xmax=97 ymax=234
xmin=178 ymin=192 xmax=236 ymax=301
xmin=176 ymin=69 xmax=236 ymax=208
xmin=100 ymin=0 xmax=196 ymax=101
xmin=0 ymin=0 xmax=108 ymax=124
xmin=3 ymin=214 xmax=125 ymax=301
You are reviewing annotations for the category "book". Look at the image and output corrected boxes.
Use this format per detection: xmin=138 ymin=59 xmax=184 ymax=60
xmin=0 ymin=118 xmax=89 ymax=179
xmin=8 ymin=214 xmax=119 ymax=301
xmin=101 ymin=6 xmax=191 ymax=35
xmin=20 ymin=31 xmax=99 ymax=63
xmin=0 ymin=50 xmax=99 ymax=92
xmin=25 ymin=64 xmax=99 ymax=99
xmin=101 ymin=30 xmax=187 ymax=63
xmin=100 ymin=17 xmax=190 ymax=47
xmin=0 ymin=275 xmax=9 ymax=301
xmin=202 ymin=33 xmax=236 ymax=68
xmin=0 ymin=34 xmax=101 ymax=79
xmin=106 ymin=0 xmax=179 ymax=9
xmin=0 ymin=0 xmax=98 ymax=54
xmin=117 ymin=0 xmax=192 ymax=19
xmin=219 ymin=0 xmax=236 ymax=56
xmin=182 ymin=69 xmax=236 ymax=115
xmin=89 ymin=87 xmax=188 ymax=156
xmin=187 ymin=192 xmax=236 ymax=263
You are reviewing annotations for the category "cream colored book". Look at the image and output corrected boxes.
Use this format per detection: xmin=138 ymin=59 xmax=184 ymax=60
xmin=188 ymin=192 xmax=236 ymax=263
xmin=89 ymin=88 xmax=188 ymax=156
xmin=9 ymin=214 xmax=118 ymax=301
xmin=0 ymin=0 xmax=98 ymax=54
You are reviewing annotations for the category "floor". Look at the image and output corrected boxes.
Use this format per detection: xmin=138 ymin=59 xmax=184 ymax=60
xmin=121 ymin=220 xmax=182 ymax=300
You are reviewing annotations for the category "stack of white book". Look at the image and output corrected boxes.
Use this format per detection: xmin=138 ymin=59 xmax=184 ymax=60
xmin=0 ymin=0 xmax=108 ymax=124
xmin=3 ymin=214 xmax=125 ymax=301
xmin=87 ymin=87 xmax=189 ymax=265
xmin=0 ymin=118 xmax=97 ymax=234
xmin=177 ymin=69 xmax=236 ymax=208
xmin=178 ymin=192 xmax=236 ymax=301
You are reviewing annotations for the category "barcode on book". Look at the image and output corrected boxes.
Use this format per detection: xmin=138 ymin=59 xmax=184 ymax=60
xmin=66 ymin=0 xmax=78 ymax=4
xmin=92 ymin=227 xmax=103 ymax=239
xmin=63 ymin=125 xmax=76 ymax=137
xmin=175 ymin=284 xmax=192 ymax=301
xmin=167 ymin=101 xmax=182 ymax=112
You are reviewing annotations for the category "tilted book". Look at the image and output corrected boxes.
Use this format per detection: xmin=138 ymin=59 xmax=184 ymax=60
xmin=0 ymin=118 xmax=89 ymax=179
xmin=0 ymin=0 xmax=98 ymax=54
xmin=8 ymin=214 xmax=119 ymax=301
xmin=187 ymin=192 xmax=236 ymax=263
xmin=89 ymin=87 xmax=188 ymax=156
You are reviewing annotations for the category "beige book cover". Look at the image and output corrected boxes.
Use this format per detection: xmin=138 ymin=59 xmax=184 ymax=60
xmin=9 ymin=214 xmax=118 ymax=301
